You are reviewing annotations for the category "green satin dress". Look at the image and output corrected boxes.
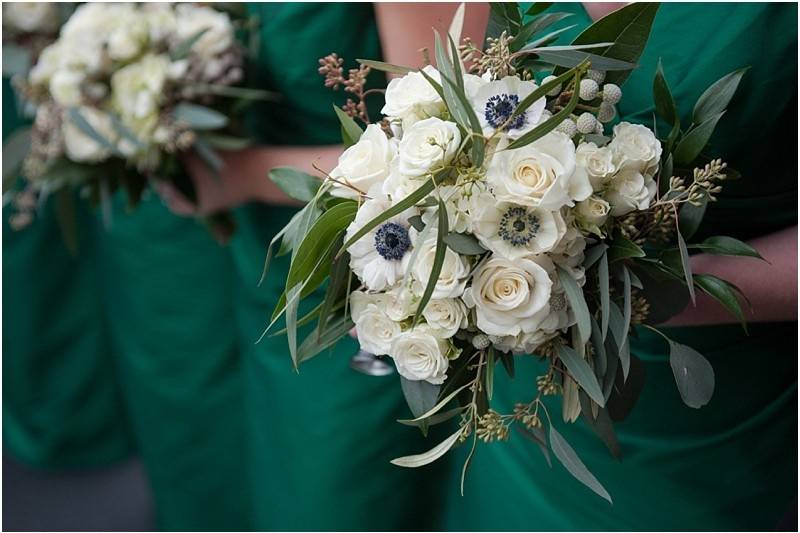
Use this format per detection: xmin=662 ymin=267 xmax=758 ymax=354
xmin=443 ymin=3 xmax=797 ymax=530
xmin=233 ymin=4 xmax=451 ymax=530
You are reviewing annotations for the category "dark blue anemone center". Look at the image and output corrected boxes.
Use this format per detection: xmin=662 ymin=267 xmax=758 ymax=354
xmin=498 ymin=207 xmax=540 ymax=247
xmin=485 ymin=93 xmax=527 ymax=130
xmin=374 ymin=222 xmax=411 ymax=260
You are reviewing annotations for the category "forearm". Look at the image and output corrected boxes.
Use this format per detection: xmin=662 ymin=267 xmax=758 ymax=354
xmin=666 ymin=225 xmax=798 ymax=326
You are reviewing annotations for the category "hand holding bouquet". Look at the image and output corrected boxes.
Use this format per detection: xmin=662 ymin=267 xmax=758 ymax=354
xmin=265 ymin=3 xmax=758 ymax=500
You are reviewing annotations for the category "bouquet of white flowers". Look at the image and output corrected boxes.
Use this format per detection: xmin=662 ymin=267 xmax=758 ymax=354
xmin=4 ymin=2 xmax=270 ymax=243
xmin=264 ymin=3 xmax=757 ymax=500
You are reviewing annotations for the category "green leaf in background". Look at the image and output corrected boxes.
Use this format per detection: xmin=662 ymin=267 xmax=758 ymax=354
xmin=333 ymin=105 xmax=364 ymax=148
xmin=676 ymin=228 xmax=696 ymax=304
xmin=549 ymin=425 xmax=612 ymax=503
xmin=400 ymin=377 xmax=441 ymax=436
xmin=693 ymin=273 xmax=748 ymax=332
xmin=173 ymin=102 xmax=228 ymax=130
xmin=413 ymin=199 xmax=449 ymax=325
xmin=562 ymin=2 xmax=659 ymax=86
xmin=658 ymin=152 xmax=673 ymax=196
xmin=193 ymin=136 xmax=223 ymax=179
xmin=2 ymin=126 xmax=31 ymax=193
xmin=607 ymin=234 xmax=645 ymax=262
xmin=269 ymin=167 xmax=321 ymax=203
xmin=316 ymin=250 xmax=351 ymax=340
xmin=668 ymin=339 xmax=715 ymax=408
xmin=677 ymin=193 xmax=707 ymax=240
xmin=443 ymin=232 xmax=487 ymax=255
xmin=516 ymin=425 xmax=552 ymax=467
xmin=589 ymin=315 xmax=607 ymax=379
xmin=200 ymin=133 xmax=252 ymax=151
xmin=673 ymin=111 xmax=725 ymax=166
xmin=356 ymin=58 xmax=413 ymax=75
xmin=391 ymin=427 xmax=463 ymax=468
xmin=693 ymin=67 xmax=749 ymax=125
xmin=510 ymin=12 xmax=573 ymax=52
xmin=557 ymin=344 xmax=605 ymax=407
xmin=557 ymin=265 xmax=591 ymax=344
xmin=653 ymin=59 xmax=680 ymax=152
xmin=170 ymin=27 xmax=210 ymax=60
xmin=521 ymin=24 xmax=577 ymax=50
xmin=688 ymin=236 xmax=763 ymax=259
xmin=525 ymin=2 xmax=553 ymax=17
xmin=631 ymin=262 xmax=690 ymax=325
xmin=534 ymin=49 xmax=636 ymax=71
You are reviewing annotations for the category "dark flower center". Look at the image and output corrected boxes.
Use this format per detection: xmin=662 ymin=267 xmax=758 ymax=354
xmin=498 ymin=206 xmax=540 ymax=246
xmin=485 ymin=93 xmax=527 ymax=130
xmin=374 ymin=222 xmax=411 ymax=260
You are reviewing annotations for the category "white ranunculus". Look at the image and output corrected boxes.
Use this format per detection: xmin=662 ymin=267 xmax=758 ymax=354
xmin=472 ymin=75 xmax=546 ymax=139
xmin=3 ymin=2 xmax=60 ymax=33
xmin=487 ymin=132 xmax=592 ymax=210
xmin=575 ymin=142 xmax=617 ymax=190
xmin=421 ymin=185 xmax=472 ymax=234
xmin=389 ymin=325 xmax=454 ymax=384
xmin=604 ymin=168 xmax=657 ymax=216
xmin=410 ymin=229 xmax=470 ymax=299
xmin=471 ymin=192 xmax=567 ymax=259
xmin=62 ymin=106 xmax=116 ymax=163
xmin=175 ymin=4 xmax=234 ymax=60
xmin=329 ymin=124 xmax=396 ymax=199
xmin=462 ymin=254 xmax=554 ymax=337
xmin=49 ymin=69 xmax=84 ymax=107
xmin=350 ymin=291 xmax=402 ymax=356
xmin=111 ymin=53 xmax=170 ymax=142
xmin=609 ymin=122 xmax=662 ymax=175
xmin=346 ymin=196 xmax=417 ymax=292
xmin=575 ymin=195 xmax=611 ymax=230
xmin=381 ymin=65 xmax=445 ymax=128
xmin=422 ymin=298 xmax=468 ymax=338
xmin=398 ymin=117 xmax=461 ymax=177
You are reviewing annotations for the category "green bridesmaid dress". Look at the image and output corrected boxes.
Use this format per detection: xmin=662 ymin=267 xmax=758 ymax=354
xmin=2 ymin=77 xmax=134 ymax=469
xmin=233 ymin=4 xmax=451 ymax=530
xmin=443 ymin=3 xmax=797 ymax=530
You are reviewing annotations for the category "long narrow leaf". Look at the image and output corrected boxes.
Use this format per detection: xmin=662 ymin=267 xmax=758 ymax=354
xmin=414 ymin=199 xmax=449 ymax=324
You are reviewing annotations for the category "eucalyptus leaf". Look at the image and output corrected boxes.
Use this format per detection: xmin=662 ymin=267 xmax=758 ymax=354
xmin=557 ymin=265 xmax=591 ymax=344
xmin=269 ymin=167 xmax=321 ymax=203
xmin=170 ymin=27 xmax=210 ymax=60
xmin=486 ymin=346 xmax=495 ymax=401
xmin=406 ymin=381 xmax=473 ymax=422
xmin=522 ymin=24 xmax=578 ymax=50
xmin=693 ymin=67 xmax=749 ymax=125
xmin=598 ymin=249 xmax=610 ymax=341
xmin=583 ymin=242 xmax=608 ymax=269
xmin=669 ymin=339 xmax=715 ymax=408
xmin=413 ymin=200 xmax=449 ymax=324
xmin=333 ymin=105 xmax=364 ymax=148
xmin=510 ymin=12 xmax=573 ymax=52
xmin=297 ymin=315 xmax=353 ymax=364
xmin=608 ymin=301 xmax=630 ymax=379
xmin=398 ymin=406 xmax=463 ymax=428
xmin=356 ymin=59 xmax=413 ymax=75
xmin=693 ymin=273 xmax=748 ymax=331
xmin=653 ymin=59 xmax=680 ymax=151
xmin=391 ymin=427 xmax=462 ymax=468
xmin=193 ymin=136 xmax=223 ymax=178
xmin=173 ymin=102 xmax=228 ymax=130
xmin=673 ymin=111 xmax=725 ymax=166
xmin=516 ymin=425 xmax=552 ymax=467
xmin=444 ymin=232 xmax=487 ymax=255
xmin=578 ymin=392 xmax=620 ymax=460
xmin=549 ymin=425 xmax=612 ymax=503
xmin=676 ymin=228 xmax=696 ymax=304
xmin=67 ymin=108 xmax=122 ymax=156
xmin=200 ymin=133 xmax=252 ymax=151
xmin=534 ymin=49 xmax=636 ymax=71
xmin=525 ymin=2 xmax=552 ymax=17
xmin=557 ymin=344 xmax=605 ymax=406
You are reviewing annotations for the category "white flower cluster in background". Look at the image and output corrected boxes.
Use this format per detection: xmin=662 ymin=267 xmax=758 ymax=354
xmin=335 ymin=65 xmax=661 ymax=385
xmin=25 ymin=2 xmax=240 ymax=169
xmin=2 ymin=2 xmax=60 ymax=34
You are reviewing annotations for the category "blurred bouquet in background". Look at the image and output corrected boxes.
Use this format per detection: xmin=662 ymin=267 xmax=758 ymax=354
xmin=4 ymin=2 xmax=271 ymax=244
xmin=263 ymin=2 xmax=759 ymax=501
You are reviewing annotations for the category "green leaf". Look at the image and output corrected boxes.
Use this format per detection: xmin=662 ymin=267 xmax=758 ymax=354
xmin=677 ymin=193 xmax=707 ymax=240
xmin=693 ymin=273 xmax=748 ymax=331
xmin=689 ymin=236 xmax=763 ymax=259
xmin=2 ymin=126 xmax=31 ymax=192
xmin=486 ymin=346 xmax=495 ymax=401
xmin=339 ymin=170 xmax=444 ymax=256
xmin=333 ymin=105 xmax=363 ymax=148
xmin=316 ymin=250 xmax=351 ymax=340
xmin=297 ymin=315 xmax=353 ymax=364
xmin=408 ymin=215 xmax=425 ymax=231
xmin=516 ymin=425 xmax=552 ymax=467
xmin=598 ymin=249 xmax=610 ymax=341
xmin=522 ymin=24 xmax=578 ymax=50
xmin=658 ymin=152 xmax=673 ymax=196
xmin=498 ymin=349 xmax=515 ymax=378
xmin=557 ymin=344 xmax=605 ymax=407
xmin=534 ymin=49 xmax=636 ymax=71
xmin=608 ymin=301 xmax=630 ymax=379
xmin=607 ymin=234 xmax=645 ymax=262
xmin=54 ymin=188 xmax=79 ymax=256
xmin=693 ymin=67 xmax=749 ymax=125
xmin=525 ymin=2 xmax=552 ymax=17
xmin=668 ymin=339 xmax=715 ymax=408
xmin=653 ymin=59 xmax=680 ymax=152
xmin=557 ymin=265 xmax=591 ymax=344
xmin=400 ymin=377 xmax=441 ymax=436
xmin=578 ymin=392 xmax=620 ymax=460
xmin=561 ymin=2 xmax=659 ymax=86
xmin=510 ymin=62 xmax=585 ymax=122
xmin=397 ymin=406 xmax=463 ymax=428
xmin=67 ymin=108 xmax=121 ymax=156
xmin=269 ymin=167 xmax=321 ymax=203
xmin=108 ymin=114 xmax=145 ymax=152
xmin=405 ymin=381 xmax=473 ymax=423
xmin=549 ymin=425 xmax=612 ymax=503
xmin=676 ymin=228 xmax=696 ymax=304
xmin=356 ymin=58 xmax=413 ymax=75
xmin=583 ymin=242 xmax=608 ymax=269
xmin=193 ymin=136 xmax=223 ymax=178
xmin=173 ymin=102 xmax=228 ymax=130
xmin=621 ymin=266 xmax=632 ymax=371
xmin=589 ymin=315 xmax=607 ymax=379
xmin=510 ymin=12 xmax=573 ymax=52
xmin=413 ymin=199 xmax=449 ymax=325
xmin=443 ymin=232 xmax=487 ymax=255
xmin=673 ymin=111 xmax=725 ymax=166
xmin=190 ymin=83 xmax=278 ymax=101
xmin=607 ymin=353 xmax=646 ymax=422
xmin=391 ymin=427 xmax=463 ymax=468
xmin=170 ymin=27 xmax=210 ymax=60
xmin=506 ymin=70 xmax=581 ymax=150
xmin=200 ymin=133 xmax=252 ymax=151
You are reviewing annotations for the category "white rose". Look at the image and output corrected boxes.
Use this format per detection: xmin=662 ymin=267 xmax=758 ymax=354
xmin=345 ymin=196 xmax=416 ymax=292
xmin=609 ymin=122 xmax=662 ymax=175
xmin=575 ymin=142 xmax=617 ymax=190
xmin=462 ymin=255 xmax=553 ymax=337
xmin=422 ymin=298 xmax=468 ymax=338
xmin=350 ymin=291 xmax=402 ymax=356
xmin=410 ymin=229 xmax=470 ymax=299
xmin=390 ymin=325 xmax=454 ymax=384
xmin=604 ymin=168 xmax=657 ymax=216
xmin=107 ymin=14 xmax=149 ymax=61
xmin=487 ymin=132 xmax=591 ymax=211
xmin=384 ymin=286 xmax=417 ymax=322
xmin=329 ymin=124 xmax=396 ymax=199
xmin=62 ymin=106 xmax=117 ymax=163
xmin=471 ymin=75 xmax=546 ymax=139
xmin=49 ymin=69 xmax=84 ymax=107
xmin=111 ymin=54 xmax=170 ymax=142
xmin=398 ymin=117 xmax=461 ymax=177
xmin=142 ymin=3 xmax=177 ymax=44
xmin=3 ymin=2 xmax=60 ymax=33
xmin=575 ymin=195 xmax=611 ymax=228
xmin=471 ymin=192 xmax=567 ymax=260
xmin=381 ymin=65 xmax=445 ymax=127
xmin=28 ymin=44 xmax=62 ymax=86
xmin=175 ymin=4 xmax=234 ymax=60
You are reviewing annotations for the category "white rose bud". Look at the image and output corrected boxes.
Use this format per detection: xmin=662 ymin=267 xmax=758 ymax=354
xmin=576 ymin=195 xmax=611 ymax=227
xmin=609 ymin=122 xmax=662 ymax=175
xmin=422 ymin=298 xmax=468 ymax=338
xmin=350 ymin=291 xmax=402 ymax=356
xmin=579 ymin=79 xmax=599 ymax=101
xmin=381 ymin=65 xmax=445 ymax=127
xmin=602 ymin=83 xmax=622 ymax=104
xmin=575 ymin=142 xmax=617 ymax=189
xmin=329 ymin=124 xmax=397 ymax=199
xmin=605 ymin=168 xmax=657 ymax=216
xmin=398 ymin=117 xmax=461 ymax=177
xmin=390 ymin=325 xmax=454 ymax=384
xmin=411 ymin=230 xmax=470 ymax=299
